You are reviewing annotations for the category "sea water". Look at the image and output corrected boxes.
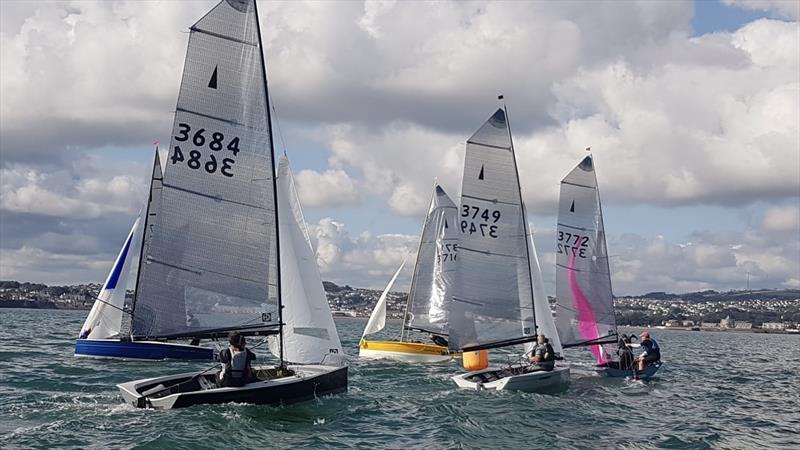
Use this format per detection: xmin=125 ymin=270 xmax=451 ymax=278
xmin=1 ymin=308 xmax=798 ymax=449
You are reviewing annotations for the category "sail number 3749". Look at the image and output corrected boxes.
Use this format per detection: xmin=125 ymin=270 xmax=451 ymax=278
xmin=461 ymin=204 xmax=500 ymax=238
xmin=171 ymin=123 xmax=239 ymax=177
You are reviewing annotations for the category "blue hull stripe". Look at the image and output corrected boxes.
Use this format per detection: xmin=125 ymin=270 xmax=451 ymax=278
xmin=75 ymin=339 xmax=214 ymax=360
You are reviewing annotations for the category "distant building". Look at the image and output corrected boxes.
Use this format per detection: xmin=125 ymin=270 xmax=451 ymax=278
xmin=682 ymin=320 xmax=695 ymax=327
xmin=734 ymin=321 xmax=752 ymax=329
xmin=720 ymin=316 xmax=734 ymax=328
xmin=664 ymin=319 xmax=681 ymax=327
xmin=701 ymin=322 xmax=718 ymax=328
xmin=761 ymin=322 xmax=786 ymax=330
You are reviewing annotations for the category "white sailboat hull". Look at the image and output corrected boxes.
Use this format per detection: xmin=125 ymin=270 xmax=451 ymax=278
xmin=452 ymin=365 xmax=570 ymax=393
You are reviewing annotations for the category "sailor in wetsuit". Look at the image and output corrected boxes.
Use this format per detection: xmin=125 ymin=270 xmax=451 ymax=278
xmin=636 ymin=330 xmax=660 ymax=372
xmin=218 ymin=331 xmax=257 ymax=387
xmin=528 ymin=334 xmax=556 ymax=371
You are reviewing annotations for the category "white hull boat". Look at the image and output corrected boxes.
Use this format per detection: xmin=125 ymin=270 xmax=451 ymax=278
xmin=452 ymin=365 xmax=570 ymax=393
xmin=118 ymin=364 xmax=347 ymax=409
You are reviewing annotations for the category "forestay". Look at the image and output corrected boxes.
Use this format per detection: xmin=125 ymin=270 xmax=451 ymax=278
xmin=79 ymin=217 xmax=142 ymax=340
xmin=132 ymin=0 xmax=279 ymax=338
xmin=448 ymin=109 xmax=536 ymax=351
xmin=405 ymin=185 xmax=458 ymax=335
xmin=554 ymin=155 xmax=616 ymax=364
xmin=268 ymin=156 xmax=344 ymax=365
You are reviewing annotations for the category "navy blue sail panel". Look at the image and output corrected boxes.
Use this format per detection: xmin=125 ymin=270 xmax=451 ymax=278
xmin=133 ymin=0 xmax=279 ymax=338
xmin=105 ymin=230 xmax=135 ymax=290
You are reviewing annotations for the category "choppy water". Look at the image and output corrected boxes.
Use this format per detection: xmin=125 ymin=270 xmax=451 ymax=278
xmin=1 ymin=308 xmax=798 ymax=449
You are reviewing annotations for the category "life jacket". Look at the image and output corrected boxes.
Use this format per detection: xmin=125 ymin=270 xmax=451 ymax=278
xmin=641 ymin=339 xmax=660 ymax=358
xmin=534 ymin=343 xmax=555 ymax=362
xmin=229 ymin=348 xmax=249 ymax=378
xmin=219 ymin=347 xmax=250 ymax=386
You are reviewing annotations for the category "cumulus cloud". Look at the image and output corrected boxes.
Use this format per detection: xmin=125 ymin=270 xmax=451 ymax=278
xmin=723 ymin=0 xmax=800 ymax=20
xmin=294 ymin=168 xmax=360 ymax=208
xmin=0 ymin=164 xmax=145 ymax=219
xmin=287 ymin=15 xmax=799 ymax=217
xmin=761 ymin=204 xmax=800 ymax=232
xmin=308 ymin=217 xmax=417 ymax=289
xmin=1 ymin=0 xmax=798 ymax=293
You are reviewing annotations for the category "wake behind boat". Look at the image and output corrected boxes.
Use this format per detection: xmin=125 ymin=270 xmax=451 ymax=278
xmin=359 ymin=184 xmax=461 ymax=363
xmin=554 ymin=155 xmax=662 ymax=380
xmin=118 ymin=0 xmax=347 ymax=409
xmin=447 ymin=105 xmax=569 ymax=393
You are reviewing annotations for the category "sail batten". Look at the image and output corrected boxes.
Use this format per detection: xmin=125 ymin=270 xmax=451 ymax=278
xmin=554 ymin=155 xmax=617 ymax=364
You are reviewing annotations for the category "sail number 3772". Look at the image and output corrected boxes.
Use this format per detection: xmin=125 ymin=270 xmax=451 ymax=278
xmin=557 ymin=231 xmax=589 ymax=258
xmin=171 ymin=123 xmax=239 ymax=177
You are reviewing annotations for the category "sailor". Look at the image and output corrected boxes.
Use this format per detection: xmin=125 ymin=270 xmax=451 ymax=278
xmin=218 ymin=331 xmax=257 ymax=387
xmin=528 ymin=334 xmax=555 ymax=371
xmin=617 ymin=337 xmax=634 ymax=370
xmin=636 ymin=330 xmax=660 ymax=372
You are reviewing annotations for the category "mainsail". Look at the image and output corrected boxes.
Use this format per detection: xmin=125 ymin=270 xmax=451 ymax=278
xmin=132 ymin=0 xmax=280 ymax=339
xmin=554 ymin=155 xmax=617 ymax=364
xmin=404 ymin=185 xmax=458 ymax=336
xmin=269 ymin=156 xmax=344 ymax=365
xmin=79 ymin=217 xmax=141 ymax=340
xmin=448 ymin=109 xmax=537 ymax=351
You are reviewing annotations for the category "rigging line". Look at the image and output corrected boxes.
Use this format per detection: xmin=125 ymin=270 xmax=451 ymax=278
xmin=270 ymin=99 xmax=288 ymax=155
xmin=83 ymin=294 xmax=131 ymax=316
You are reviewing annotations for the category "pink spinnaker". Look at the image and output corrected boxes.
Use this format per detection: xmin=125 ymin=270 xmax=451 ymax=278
xmin=567 ymin=253 xmax=607 ymax=364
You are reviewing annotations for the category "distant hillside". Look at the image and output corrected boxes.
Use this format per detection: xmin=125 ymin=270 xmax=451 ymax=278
xmin=632 ymin=289 xmax=800 ymax=302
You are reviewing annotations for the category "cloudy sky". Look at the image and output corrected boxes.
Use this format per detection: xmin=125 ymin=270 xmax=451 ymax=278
xmin=1 ymin=0 xmax=798 ymax=296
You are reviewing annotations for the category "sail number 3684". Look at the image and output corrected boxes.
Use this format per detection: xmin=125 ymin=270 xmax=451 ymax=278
xmin=461 ymin=204 xmax=500 ymax=238
xmin=171 ymin=123 xmax=239 ymax=178
xmin=557 ymin=231 xmax=589 ymax=258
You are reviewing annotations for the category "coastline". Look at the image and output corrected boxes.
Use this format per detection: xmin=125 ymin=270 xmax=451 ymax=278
xmin=0 ymin=300 xmax=91 ymax=311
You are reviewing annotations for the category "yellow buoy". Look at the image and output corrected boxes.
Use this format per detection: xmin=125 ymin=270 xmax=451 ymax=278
xmin=462 ymin=349 xmax=489 ymax=371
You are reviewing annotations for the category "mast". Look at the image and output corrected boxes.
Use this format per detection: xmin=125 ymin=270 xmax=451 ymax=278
xmin=253 ymin=0 xmax=284 ymax=366
xmin=503 ymin=101 xmax=538 ymax=336
xmin=399 ymin=185 xmax=436 ymax=342
xmin=592 ymin=154 xmax=617 ymax=338
xmin=129 ymin=146 xmax=159 ymax=338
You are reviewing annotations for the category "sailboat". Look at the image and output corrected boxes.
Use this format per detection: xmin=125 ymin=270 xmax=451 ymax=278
xmin=448 ymin=107 xmax=570 ymax=393
xmin=75 ymin=149 xmax=216 ymax=360
xmin=553 ymin=154 xmax=661 ymax=379
xmin=113 ymin=0 xmax=347 ymax=407
xmin=359 ymin=185 xmax=461 ymax=362
xmin=118 ymin=155 xmax=347 ymax=409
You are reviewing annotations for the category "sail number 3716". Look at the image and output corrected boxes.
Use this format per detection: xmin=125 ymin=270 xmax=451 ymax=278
xmin=461 ymin=204 xmax=500 ymax=238
xmin=171 ymin=123 xmax=239 ymax=177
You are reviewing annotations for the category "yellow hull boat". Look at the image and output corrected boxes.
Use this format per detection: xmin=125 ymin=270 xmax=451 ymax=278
xmin=359 ymin=339 xmax=461 ymax=363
